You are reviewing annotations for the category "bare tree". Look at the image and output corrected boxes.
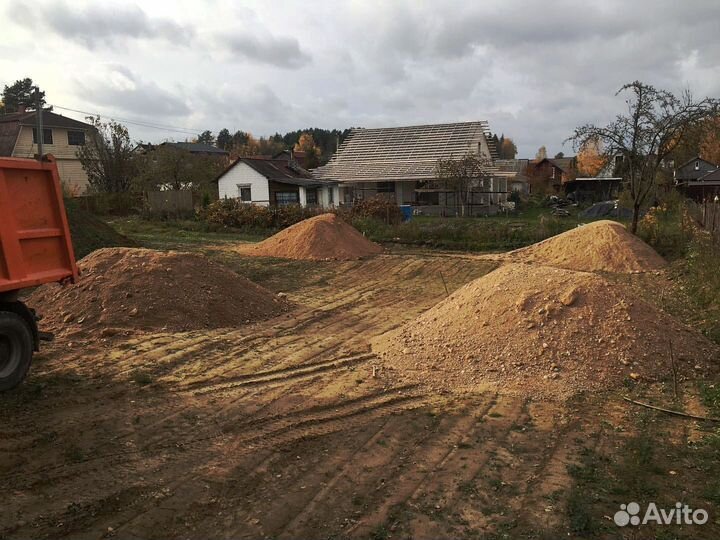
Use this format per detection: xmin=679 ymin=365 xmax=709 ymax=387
xmin=435 ymin=153 xmax=493 ymax=216
xmin=77 ymin=117 xmax=136 ymax=193
xmin=568 ymin=81 xmax=718 ymax=233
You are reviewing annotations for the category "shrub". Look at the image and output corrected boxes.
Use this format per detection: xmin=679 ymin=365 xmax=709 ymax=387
xmin=340 ymin=196 xmax=403 ymax=225
xmin=637 ymin=204 xmax=692 ymax=259
xmin=197 ymin=199 xmax=329 ymax=231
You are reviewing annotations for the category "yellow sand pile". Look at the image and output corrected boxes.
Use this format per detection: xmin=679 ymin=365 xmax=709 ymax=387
xmin=238 ymin=213 xmax=383 ymax=261
xmin=374 ymin=263 xmax=717 ymax=398
xmin=505 ymin=220 xmax=666 ymax=273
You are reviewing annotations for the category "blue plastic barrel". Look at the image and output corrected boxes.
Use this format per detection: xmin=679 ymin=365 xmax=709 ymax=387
xmin=400 ymin=205 xmax=413 ymax=222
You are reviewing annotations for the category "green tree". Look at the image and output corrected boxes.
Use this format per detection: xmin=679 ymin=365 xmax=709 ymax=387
xmin=216 ymin=128 xmax=232 ymax=150
xmin=197 ymin=130 xmax=214 ymax=145
xmin=231 ymin=130 xmax=250 ymax=148
xmin=77 ymin=117 xmax=136 ymax=193
xmin=1 ymin=78 xmax=45 ymax=113
xmin=569 ymin=81 xmax=718 ymax=233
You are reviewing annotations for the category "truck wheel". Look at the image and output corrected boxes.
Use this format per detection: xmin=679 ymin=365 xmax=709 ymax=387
xmin=0 ymin=312 xmax=33 ymax=391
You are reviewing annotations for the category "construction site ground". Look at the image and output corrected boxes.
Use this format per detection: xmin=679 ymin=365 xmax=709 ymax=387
xmin=2 ymin=240 xmax=719 ymax=539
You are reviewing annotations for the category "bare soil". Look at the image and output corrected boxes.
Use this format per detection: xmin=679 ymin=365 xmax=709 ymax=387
xmin=237 ymin=213 xmax=383 ymax=260
xmin=26 ymin=247 xmax=290 ymax=336
xmin=501 ymin=219 xmax=667 ymax=273
xmin=2 ymin=245 xmax=718 ymax=539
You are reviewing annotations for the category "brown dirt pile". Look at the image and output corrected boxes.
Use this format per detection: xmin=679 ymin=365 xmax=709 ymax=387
xmin=28 ymin=247 xmax=291 ymax=335
xmin=239 ymin=213 xmax=383 ymax=260
xmin=505 ymin=220 xmax=666 ymax=273
xmin=373 ymin=264 xmax=718 ymax=398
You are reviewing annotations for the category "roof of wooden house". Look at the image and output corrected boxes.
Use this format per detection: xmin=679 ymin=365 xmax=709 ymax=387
xmin=312 ymin=121 xmax=499 ymax=183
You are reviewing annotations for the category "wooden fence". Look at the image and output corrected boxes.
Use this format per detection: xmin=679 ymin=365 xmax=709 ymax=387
xmin=687 ymin=199 xmax=720 ymax=246
xmin=146 ymin=190 xmax=196 ymax=218
xmin=70 ymin=190 xmax=203 ymax=218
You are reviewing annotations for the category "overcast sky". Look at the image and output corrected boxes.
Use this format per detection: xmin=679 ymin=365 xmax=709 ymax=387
xmin=2 ymin=0 xmax=719 ymax=157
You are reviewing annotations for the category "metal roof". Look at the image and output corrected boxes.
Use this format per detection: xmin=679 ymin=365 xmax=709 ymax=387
xmin=313 ymin=121 xmax=498 ymax=183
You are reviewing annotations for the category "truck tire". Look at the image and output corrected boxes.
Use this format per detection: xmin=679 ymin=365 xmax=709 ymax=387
xmin=0 ymin=312 xmax=33 ymax=391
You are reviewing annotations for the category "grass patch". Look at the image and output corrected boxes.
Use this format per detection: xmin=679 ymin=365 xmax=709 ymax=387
xmin=65 ymin=200 xmax=137 ymax=259
xmin=353 ymin=208 xmax=587 ymax=252
xmin=108 ymin=216 xmax=266 ymax=250
xmin=701 ymin=384 xmax=720 ymax=415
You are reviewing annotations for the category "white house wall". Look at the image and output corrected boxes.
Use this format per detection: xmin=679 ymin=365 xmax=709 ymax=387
xmin=217 ymin=162 xmax=270 ymax=205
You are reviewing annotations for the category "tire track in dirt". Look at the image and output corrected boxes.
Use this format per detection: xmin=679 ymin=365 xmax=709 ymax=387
xmin=181 ymin=352 xmax=377 ymax=394
xmin=82 ymin=390 xmax=436 ymax=539
xmin=345 ymin=394 xmax=526 ymax=539
xmin=1 ymin=253 xmax=499 ymax=539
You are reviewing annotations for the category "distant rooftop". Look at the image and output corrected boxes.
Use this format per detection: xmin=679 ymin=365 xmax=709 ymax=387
xmin=160 ymin=141 xmax=229 ymax=155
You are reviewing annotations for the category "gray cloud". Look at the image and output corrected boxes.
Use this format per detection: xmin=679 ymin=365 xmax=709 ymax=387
xmin=77 ymin=65 xmax=191 ymax=118
xmin=7 ymin=0 xmax=718 ymax=154
xmin=9 ymin=1 xmax=194 ymax=49
xmin=223 ymin=33 xmax=311 ymax=69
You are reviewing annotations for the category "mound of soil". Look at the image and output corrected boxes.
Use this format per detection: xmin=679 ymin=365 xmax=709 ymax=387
xmin=64 ymin=202 xmax=137 ymax=260
xmin=28 ymin=248 xmax=291 ymax=335
xmin=373 ymin=264 xmax=718 ymax=398
xmin=239 ymin=213 xmax=383 ymax=261
xmin=506 ymin=220 xmax=666 ymax=273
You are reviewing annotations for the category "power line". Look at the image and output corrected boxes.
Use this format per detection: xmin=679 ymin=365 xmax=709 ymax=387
xmin=52 ymin=104 xmax=205 ymax=136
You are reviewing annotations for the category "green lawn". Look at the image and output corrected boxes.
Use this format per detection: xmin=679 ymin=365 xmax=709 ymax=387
xmin=107 ymin=216 xmax=268 ymax=251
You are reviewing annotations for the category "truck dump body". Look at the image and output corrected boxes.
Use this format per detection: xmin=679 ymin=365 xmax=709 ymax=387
xmin=0 ymin=156 xmax=79 ymax=293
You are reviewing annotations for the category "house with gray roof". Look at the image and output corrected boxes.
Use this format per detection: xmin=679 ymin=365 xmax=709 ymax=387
xmin=0 ymin=109 xmax=95 ymax=193
xmin=214 ymin=156 xmax=337 ymax=208
xmin=312 ymin=121 xmax=509 ymax=215
xmin=675 ymin=156 xmax=720 ymax=200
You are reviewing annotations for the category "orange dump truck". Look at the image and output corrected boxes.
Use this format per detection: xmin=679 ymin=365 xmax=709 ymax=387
xmin=0 ymin=156 xmax=78 ymax=390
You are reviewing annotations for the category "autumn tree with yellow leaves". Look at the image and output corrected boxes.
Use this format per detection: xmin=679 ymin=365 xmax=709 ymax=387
xmin=576 ymin=137 xmax=607 ymax=177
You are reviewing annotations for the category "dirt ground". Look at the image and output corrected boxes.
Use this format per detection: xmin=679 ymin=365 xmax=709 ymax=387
xmin=1 ymin=247 xmax=718 ymax=539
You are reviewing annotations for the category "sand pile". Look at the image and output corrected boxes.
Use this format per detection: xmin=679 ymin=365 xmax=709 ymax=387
xmin=28 ymin=248 xmax=291 ymax=335
xmin=239 ymin=213 xmax=383 ymax=261
xmin=374 ymin=264 xmax=718 ymax=398
xmin=505 ymin=220 xmax=666 ymax=273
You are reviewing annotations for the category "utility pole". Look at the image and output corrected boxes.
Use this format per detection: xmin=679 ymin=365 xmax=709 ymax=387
xmin=35 ymin=87 xmax=43 ymax=161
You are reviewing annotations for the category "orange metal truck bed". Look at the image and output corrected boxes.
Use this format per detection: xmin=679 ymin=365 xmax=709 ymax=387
xmin=0 ymin=156 xmax=79 ymax=293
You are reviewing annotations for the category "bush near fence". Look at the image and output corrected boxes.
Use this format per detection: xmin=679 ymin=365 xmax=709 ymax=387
xmin=197 ymin=199 xmax=328 ymax=230
xmin=337 ymin=197 xmax=404 ymax=225
xmin=198 ymin=196 xmax=405 ymax=232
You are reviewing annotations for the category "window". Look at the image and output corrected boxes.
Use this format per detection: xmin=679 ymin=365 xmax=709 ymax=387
xmin=306 ymin=188 xmax=318 ymax=205
xmin=417 ymin=192 xmax=439 ymax=205
xmin=237 ymin=184 xmax=251 ymax=202
xmin=377 ymin=182 xmax=396 ymax=193
xmin=328 ymin=188 xmax=334 ymax=204
xmin=695 ymin=161 xmax=700 ymax=171
xmin=67 ymin=130 xmax=85 ymax=146
xmin=32 ymin=128 xmax=53 ymax=145
xmin=275 ymin=192 xmax=299 ymax=206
